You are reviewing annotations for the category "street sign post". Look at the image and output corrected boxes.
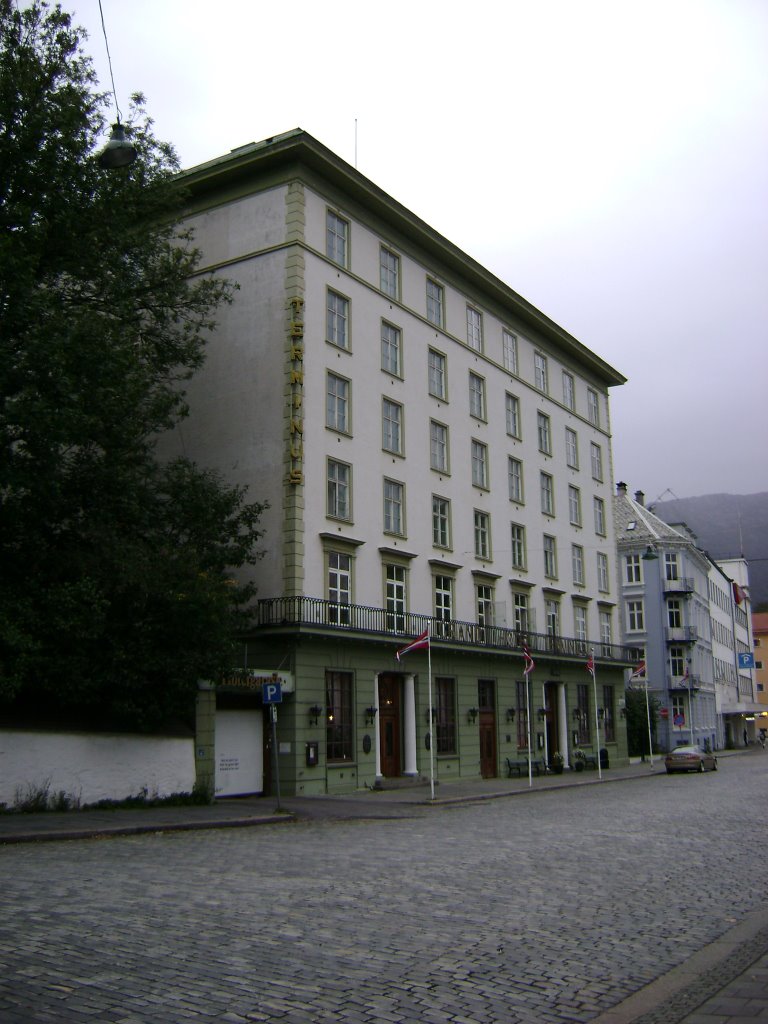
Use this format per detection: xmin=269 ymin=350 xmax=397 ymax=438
xmin=262 ymin=682 xmax=283 ymax=810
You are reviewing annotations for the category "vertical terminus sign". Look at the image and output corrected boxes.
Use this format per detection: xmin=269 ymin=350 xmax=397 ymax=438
xmin=263 ymin=680 xmax=283 ymax=809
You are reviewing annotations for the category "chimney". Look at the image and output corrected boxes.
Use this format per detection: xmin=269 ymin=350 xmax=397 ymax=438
xmin=634 ymin=490 xmax=645 ymax=506
xmin=616 ymin=481 xmax=627 ymax=495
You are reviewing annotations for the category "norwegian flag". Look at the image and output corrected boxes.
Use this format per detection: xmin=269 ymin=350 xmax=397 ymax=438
xmin=629 ymin=660 xmax=646 ymax=681
xmin=396 ymin=629 xmax=430 ymax=661
xmin=522 ymin=646 xmax=535 ymax=676
xmin=586 ymin=653 xmax=595 ymax=677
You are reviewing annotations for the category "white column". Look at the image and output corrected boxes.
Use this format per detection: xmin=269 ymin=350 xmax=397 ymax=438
xmin=374 ymin=673 xmax=382 ymax=780
xmin=403 ymin=674 xmax=417 ymax=776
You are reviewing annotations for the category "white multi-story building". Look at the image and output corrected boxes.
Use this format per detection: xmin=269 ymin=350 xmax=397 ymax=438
xmin=172 ymin=129 xmax=633 ymax=796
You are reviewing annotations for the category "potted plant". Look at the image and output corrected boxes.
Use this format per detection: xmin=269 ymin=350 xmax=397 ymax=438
xmin=550 ymin=751 xmax=564 ymax=774
xmin=573 ymin=749 xmax=586 ymax=772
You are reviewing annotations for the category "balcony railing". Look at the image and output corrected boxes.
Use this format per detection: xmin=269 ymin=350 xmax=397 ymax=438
xmin=665 ymin=625 xmax=698 ymax=643
xmin=253 ymin=596 xmax=637 ymax=665
xmin=663 ymin=576 xmax=694 ymax=594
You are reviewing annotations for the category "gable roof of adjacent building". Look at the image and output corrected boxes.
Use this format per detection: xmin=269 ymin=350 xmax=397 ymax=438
xmin=178 ymin=127 xmax=626 ymax=389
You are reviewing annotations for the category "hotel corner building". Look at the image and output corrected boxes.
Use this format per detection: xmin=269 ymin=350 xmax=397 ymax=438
xmin=172 ymin=129 xmax=634 ymax=797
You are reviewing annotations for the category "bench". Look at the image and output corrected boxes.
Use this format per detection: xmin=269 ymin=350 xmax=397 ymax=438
xmin=506 ymin=757 xmax=544 ymax=778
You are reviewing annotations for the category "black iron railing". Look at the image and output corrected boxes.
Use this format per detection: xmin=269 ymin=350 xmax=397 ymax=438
xmin=253 ymin=596 xmax=637 ymax=665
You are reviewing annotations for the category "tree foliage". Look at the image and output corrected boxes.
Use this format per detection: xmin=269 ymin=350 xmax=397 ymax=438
xmin=0 ymin=1 xmax=266 ymax=729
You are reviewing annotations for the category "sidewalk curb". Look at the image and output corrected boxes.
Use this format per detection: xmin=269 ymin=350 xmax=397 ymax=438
xmin=0 ymin=813 xmax=294 ymax=845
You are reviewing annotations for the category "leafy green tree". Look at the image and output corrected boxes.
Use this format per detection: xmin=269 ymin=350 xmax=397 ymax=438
xmin=0 ymin=1 xmax=265 ymax=729
xmin=624 ymin=687 xmax=659 ymax=757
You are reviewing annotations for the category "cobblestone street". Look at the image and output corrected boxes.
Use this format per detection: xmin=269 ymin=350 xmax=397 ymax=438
xmin=2 ymin=757 xmax=767 ymax=1023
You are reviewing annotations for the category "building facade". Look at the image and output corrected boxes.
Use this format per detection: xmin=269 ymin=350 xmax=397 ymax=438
xmin=614 ymin=484 xmax=758 ymax=752
xmin=171 ymin=130 xmax=634 ymax=796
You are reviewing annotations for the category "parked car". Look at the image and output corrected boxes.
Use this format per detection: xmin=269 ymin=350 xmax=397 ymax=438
xmin=664 ymin=745 xmax=718 ymax=774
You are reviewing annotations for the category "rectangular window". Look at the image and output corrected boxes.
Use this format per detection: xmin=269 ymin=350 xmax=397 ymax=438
xmin=381 ymin=321 xmax=401 ymax=376
xmin=625 ymin=554 xmax=641 ymax=583
xmin=325 ymin=670 xmax=353 ymax=761
xmin=385 ymin=564 xmax=406 ymax=632
xmin=565 ymin=428 xmax=579 ymax=469
xmin=670 ymin=646 xmax=686 ymax=677
xmin=474 ymin=510 xmax=491 ymax=559
xmin=667 ymin=599 xmax=682 ymax=628
xmin=426 ymin=279 xmax=444 ymax=327
xmin=577 ymin=683 xmax=590 ymax=744
xmin=590 ymin=442 xmax=603 ymax=482
xmin=380 ymin=246 xmax=399 ymax=298
xmin=326 ymin=211 xmax=348 ymax=267
xmin=537 ymin=412 xmax=551 ymax=454
xmin=516 ymin=679 xmax=530 ymax=750
xmin=508 ymin=457 xmax=524 ymax=503
xmin=476 ymin=584 xmax=494 ymax=626
xmin=603 ymin=686 xmax=615 ymax=743
xmin=671 ymin=693 xmax=685 ymax=725
xmin=502 ymin=329 xmax=518 ymax=374
xmin=466 ymin=306 xmax=483 ymax=351
xmin=326 ymin=290 xmax=349 ymax=349
xmin=562 ymin=371 xmax=575 ymax=410
xmin=574 ymin=604 xmax=588 ymax=642
xmin=513 ymin=592 xmax=530 ymax=632
xmin=627 ymin=600 xmax=644 ymax=631
xmin=540 ymin=472 xmax=555 ymax=516
xmin=572 ymin=543 xmax=585 ymax=586
xmin=434 ymin=574 xmax=453 ymax=621
xmin=326 ymin=372 xmax=349 ymax=433
xmin=471 ymin=440 xmax=488 ymax=488
xmin=665 ymin=553 xmax=679 ymax=581
xmin=510 ymin=523 xmax=526 ymax=570
xmin=428 ymin=349 xmax=446 ymax=399
xmin=468 ymin=372 xmax=486 ymax=420
xmin=432 ymin=495 xmax=451 ymax=548
xmin=383 ymin=478 xmax=404 ymax=535
xmin=534 ymin=352 xmax=549 ymax=393
xmin=505 ymin=393 xmax=521 ymax=438
xmin=568 ymin=484 xmax=581 ymax=526
xmin=593 ymin=496 xmax=606 ymax=535
xmin=600 ymin=609 xmax=612 ymax=653
xmin=430 ymin=420 xmax=449 ymax=472
xmin=436 ymin=677 xmax=456 ymax=754
xmin=543 ymin=534 xmax=557 ymax=579
xmin=545 ymin=598 xmax=560 ymax=638
xmin=587 ymin=387 xmax=600 ymax=426
xmin=328 ymin=551 xmax=351 ymax=625
xmin=597 ymin=551 xmax=609 ymax=592
xmin=382 ymin=398 xmax=403 ymax=454
xmin=327 ymin=459 xmax=351 ymax=520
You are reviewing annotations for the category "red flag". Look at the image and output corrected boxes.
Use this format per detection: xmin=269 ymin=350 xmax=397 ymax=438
xmin=586 ymin=653 xmax=595 ymax=676
xmin=396 ymin=629 xmax=430 ymax=661
xmin=522 ymin=645 xmax=535 ymax=676
xmin=629 ymin=660 xmax=646 ymax=681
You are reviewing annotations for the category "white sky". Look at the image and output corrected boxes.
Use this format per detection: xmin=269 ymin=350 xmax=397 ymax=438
xmin=71 ymin=0 xmax=768 ymax=503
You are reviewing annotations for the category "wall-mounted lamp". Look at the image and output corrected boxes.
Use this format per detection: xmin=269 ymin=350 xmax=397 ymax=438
xmin=365 ymin=706 xmax=378 ymax=726
xmin=425 ymin=706 xmax=436 ymax=723
xmin=308 ymin=704 xmax=323 ymax=726
xmin=572 ymin=708 xmax=582 ymax=721
xmin=641 ymin=545 xmax=658 ymax=561
xmin=467 ymin=707 xmax=479 ymax=724
xmin=506 ymin=708 xmax=516 ymax=723
xmin=597 ymin=707 xmax=605 ymax=720
xmin=537 ymin=707 xmax=547 ymax=721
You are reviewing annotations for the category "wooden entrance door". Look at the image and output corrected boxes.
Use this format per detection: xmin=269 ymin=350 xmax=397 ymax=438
xmin=478 ymin=678 xmax=497 ymax=778
xmin=378 ymin=674 xmax=401 ymax=778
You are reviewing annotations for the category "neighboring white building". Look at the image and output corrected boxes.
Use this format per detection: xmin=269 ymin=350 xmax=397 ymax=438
xmin=171 ymin=129 xmax=633 ymax=796
xmin=712 ymin=557 xmax=757 ymax=745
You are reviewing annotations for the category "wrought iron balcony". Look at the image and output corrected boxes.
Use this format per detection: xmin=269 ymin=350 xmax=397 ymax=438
xmin=252 ymin=596 xmax=637 ymax=666
xmin=663 ymin=576 xmax=695 ymax=594
xmin=665 ymin=625 xmax=698 ymax=643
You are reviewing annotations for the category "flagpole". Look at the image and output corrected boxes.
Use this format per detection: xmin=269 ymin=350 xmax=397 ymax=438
xmin=427 ymin=623 xmax=435 ymax=800
xmin=542 ymin=681 xmax=549 ymax=770
xmin=525 ymin=671 xmax=533 ymax=788
xmin=591 ymin=646 xmax=602 ymax=781
xmin=644 ymin=678 xmax=654 ymax=768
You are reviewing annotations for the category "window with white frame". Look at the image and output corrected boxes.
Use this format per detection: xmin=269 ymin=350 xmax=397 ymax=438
xmin=587 ymin=387 xmax=600 ymax=426
xmin=382 ymin=398 xmax=403 ymax=454
xmin=565 ymin=428 xmax=579 ymax=469
xmin=428 ymin=348 xmax=446 ymax=399
xmin=540 ymin=472 xmax=555 ymax=516
xmin=534 ymin=352 xmax=549 ymax=393
xmin=627 ymin=599 xmax=645 ymax=631
xmin=476 ymin=583 xmax=494 ymax=626
xmin=430 ymin=420 xmax=449 ymax=472
xmin=568 ymin=484 xmax=581 ymax=526
xmin=432 ymin=495 xmax=451 ymax=548
xmin=326 ymin=210 xmax=348 ymax=266
xmin=327 ymin=459 xmax=351 ymax=520
xmin=325 ymin=670 xmax=353 ymax=758
xmin=667 ymin=599 xmax=682 ymax=628
xmin=434 ymin=574 xmax=453 ymax=621
xmin=513 ymin=591 xmax=530 ymax=631
xmin=383 ymin=478 xmax=405 ymax=535
xmin=510 ymin=523 xmax=526 ymax=569
xmin=328 ymin=551 xmax=351 ymax=625
xmin=326 ymin=372 xmax=349 ymax=433
xmin=593 ymin=496 xmax=606 ymax=535
xmin=543 ymin=534 xmax=557 ymax=578
xmin=466 ymin=306 xmax=483 ymax=351
xmin=385 ymin=563 xmax=407 ymax=632
xmin=326 ymin=289 xmax=349 ymax=349
xmin=625 ymin=553 xmax=641 ymax=583
xmin=381 ymin=321 xmax=401 ymax=376
xmin=505 ymin=393 xmax=521 ymax=437
xmin=574 ymin=604 xmax=588 ymax=642
xmin=670 ymin=646 xmax=686 ymax=677
xmin=665 ymin=552 xmax=679 ymax=581
xmin=426 ymin=278 xmax=444 ymax=327
xmin=590 ymin=442 xmax=603 ymax=481
xmin=508 ymin=457 xmax=524 ymax=503
xmin=600 ymin=609 xmax=612 ymax=652
xmin=380 ymin=246 xmax=399 ymax=298
xmin=562 ymin=371 xmax=575 ymax=410
xmin=545 ymin=598 xmax=560 ymax=637
xmin=468 ymin=372 xmax=486 ymax=420
xmin=471 ymin=440 xmax=488 ymax=488
xmin=537 ymin=411 xmax=552 ymax=454
xmin=474 ymin=510 xmax=491 ymax=559
xmin=572 ymin=543 xmax=585 ymax=585
xmin=502 ymin=329 xmax=518 ymax=374
xmin=597 ymin=551 xmax=609 ymax=592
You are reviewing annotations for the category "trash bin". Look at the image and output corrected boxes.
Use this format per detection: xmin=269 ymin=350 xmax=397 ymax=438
xmin=600 ymin=748 xmax=609 ymax=769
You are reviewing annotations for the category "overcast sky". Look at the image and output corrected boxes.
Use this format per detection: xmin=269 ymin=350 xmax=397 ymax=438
xmin=71 ymin=0 xmax=767 ymax=503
